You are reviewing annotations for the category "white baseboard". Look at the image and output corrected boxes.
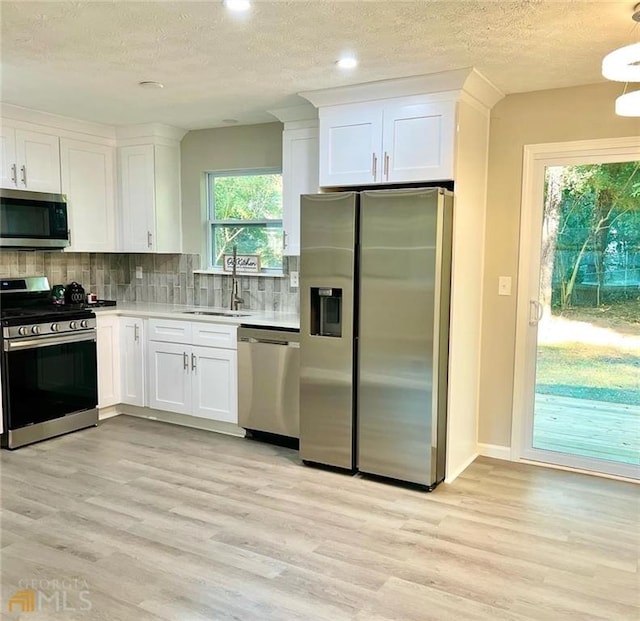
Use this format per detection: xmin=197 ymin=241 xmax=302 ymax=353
xmin=444 ymin=452 xmax=478 ymax=484
xmin=98 ymin=406 xmax=122 ymax=421
xmin=477 ymin=443 xmax=512 ymax=461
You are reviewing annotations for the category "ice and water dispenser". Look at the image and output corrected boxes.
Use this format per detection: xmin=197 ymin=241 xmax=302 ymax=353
xmin=310 ymin=287 xmax=342 ymax=338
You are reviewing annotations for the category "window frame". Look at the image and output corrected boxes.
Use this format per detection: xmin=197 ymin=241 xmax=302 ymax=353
xmin=205 ymin=168 xmax=284 ymax=274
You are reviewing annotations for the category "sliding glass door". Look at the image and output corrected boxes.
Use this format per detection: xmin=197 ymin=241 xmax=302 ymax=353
xmin=513 ymin=139 xmax=640 ymax=479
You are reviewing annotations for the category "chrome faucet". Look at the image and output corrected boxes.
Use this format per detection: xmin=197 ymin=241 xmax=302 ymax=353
xmin=230 ymin=245 xmax=244 ymax=311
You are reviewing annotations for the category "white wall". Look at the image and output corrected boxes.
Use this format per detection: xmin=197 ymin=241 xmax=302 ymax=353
xmin=180 ymin=122 xmax=283 ymax=254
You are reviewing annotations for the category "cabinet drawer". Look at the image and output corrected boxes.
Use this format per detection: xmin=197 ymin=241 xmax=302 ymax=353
xmin=148 ymin=318 xmax=192 ymax=344
xmin=191 ymin=322 xmax=237 ymax=350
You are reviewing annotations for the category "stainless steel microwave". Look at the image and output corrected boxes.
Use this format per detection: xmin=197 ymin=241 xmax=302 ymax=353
xmin=0 ymin=189 xmax=69 ymax=249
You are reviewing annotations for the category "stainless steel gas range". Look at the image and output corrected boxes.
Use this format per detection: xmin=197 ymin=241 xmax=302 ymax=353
xmin=1 ymin=276 xmax=98 ymax=449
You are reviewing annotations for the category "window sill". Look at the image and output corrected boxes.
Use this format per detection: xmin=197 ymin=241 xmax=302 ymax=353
xmin=193 ymin=269 xmax=286 ymax=278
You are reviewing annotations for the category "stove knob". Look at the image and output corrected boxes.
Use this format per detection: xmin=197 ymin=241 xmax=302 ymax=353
xmin=69 ymin=321 xmax=78 ymax=330
xmin=31 ymin=326 xmax=40 ymax=335
xmin=51 ymin=323 xmax=60 ymax=332
xmin=80 ymin=320 xmax=88 ymax=328
xmin=18 ymin=326 xmax=27 ymax=336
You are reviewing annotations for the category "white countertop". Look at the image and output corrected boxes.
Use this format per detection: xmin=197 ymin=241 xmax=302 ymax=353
xmin=92 ymin=302 xmax=299 ymax=330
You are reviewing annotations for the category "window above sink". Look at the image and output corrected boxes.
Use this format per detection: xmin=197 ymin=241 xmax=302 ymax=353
xmin=206 ymin=169 xmax=283 ymax=275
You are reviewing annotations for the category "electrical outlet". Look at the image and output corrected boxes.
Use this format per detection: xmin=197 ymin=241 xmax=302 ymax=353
xmin=135 ymin=266 xmax=143 ymax=280
xmin=498 ymin=276 xmax=512 ymax=296
xmin=290 ymin=271 xmax=299 ymax=288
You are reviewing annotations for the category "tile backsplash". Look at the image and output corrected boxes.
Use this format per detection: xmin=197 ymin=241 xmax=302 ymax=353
xmin=0 ymin=252 xmax=300 ymax=313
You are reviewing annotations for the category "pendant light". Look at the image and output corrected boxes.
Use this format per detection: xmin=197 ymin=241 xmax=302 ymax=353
xmin=602 ymin=3 xmax=640 ymax=117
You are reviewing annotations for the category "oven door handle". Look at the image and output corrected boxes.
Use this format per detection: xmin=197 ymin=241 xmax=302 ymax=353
xmin=4 ymin=331 xmax=96 ymax=352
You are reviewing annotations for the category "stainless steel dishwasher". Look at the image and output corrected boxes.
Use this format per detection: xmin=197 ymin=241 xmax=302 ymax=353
xmin=237 ymin=326 xmax=300 ymax=439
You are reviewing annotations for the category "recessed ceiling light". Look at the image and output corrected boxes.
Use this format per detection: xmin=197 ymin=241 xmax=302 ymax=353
xmin=224 ymin=0 xmax=250 ymax=12
xmin=138 ymin=81 xmax=164 ymax=89
xmin=336 ymin=56 xmax=358 ymax=70
xmin=222 ymin=119 xmax=239 ymax=124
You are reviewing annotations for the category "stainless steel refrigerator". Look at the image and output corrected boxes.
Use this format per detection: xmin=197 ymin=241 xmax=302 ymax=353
xmin=299 ymin=188 xmax=453 ymax=488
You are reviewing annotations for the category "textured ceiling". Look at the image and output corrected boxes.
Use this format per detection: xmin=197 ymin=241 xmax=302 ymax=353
xmin=0 ymin=1 xmax=636 ymax=129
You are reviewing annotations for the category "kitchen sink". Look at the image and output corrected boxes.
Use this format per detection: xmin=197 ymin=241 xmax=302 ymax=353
xmin=180 ymin=310 xmax=251 ymax=317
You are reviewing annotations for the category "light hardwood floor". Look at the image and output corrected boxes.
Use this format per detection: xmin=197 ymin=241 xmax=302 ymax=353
xmin=1 ymin=415 xmax=638 ymax=620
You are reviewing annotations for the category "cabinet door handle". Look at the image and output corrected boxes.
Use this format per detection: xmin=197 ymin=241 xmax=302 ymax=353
xmin=68 ymin=229 xmax=72 ymax=246
xmin=384 ymin=152 xmax=389 ymax=180
xmin=372 ymin=153 xmax=377 ymax=181
xmin=191 ymin=353 xmax=197 ymax=371
xmin=134 ymin=324 xmax=139 ymax=342
xmin=20 ymin=165 xmax=26 ymax=187
xmin=183 ymin=352 xmax=188 ymax=371
xmin=147 ymin=231 xmax=153 ymax=249
xmin=282 ymin=230 xmax=288 ymax=251
xmin=10 ymin=164 xmax=17 ymax=184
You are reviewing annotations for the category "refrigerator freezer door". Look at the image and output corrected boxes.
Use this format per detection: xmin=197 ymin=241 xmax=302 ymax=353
xmin=299 ymin=192 xmax=357 ymax=469
xmin=358 ymin=188 xmax=450 ymax=486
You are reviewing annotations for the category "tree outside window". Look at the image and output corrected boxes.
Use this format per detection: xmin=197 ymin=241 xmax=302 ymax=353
xmin=207 ymin=170 xmax=283 ymax=272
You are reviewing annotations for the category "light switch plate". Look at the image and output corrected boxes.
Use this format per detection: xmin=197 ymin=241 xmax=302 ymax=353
xmin=290 ymin=271 xmax=299 ymax=288
xmin=498 ymin=276 xmax=512 ymax=296
xmin=135 ymin=266 xmax=143 ymax=280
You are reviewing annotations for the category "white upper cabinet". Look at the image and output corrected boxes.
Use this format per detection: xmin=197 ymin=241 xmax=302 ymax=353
xmin=382 ymin=99 xmax=455 ymax=183
xmin=61 ymin=138 xmax=117 ymax=252
xmin=17 ymin=130 xmax=62 ymax=192
xmin=118 ymin=142 xmax=182 ymax=253
xmin=319 ymin=103 xmax=383 ymax=186
xmin=317 ymin=97 xmax=456 ymax=187
xmin=282 ymin=126 xmax=319 ymax=256
xmin=0 ymin=125 xmax=17 ymax=189
xmin=1 ymin=124 xmax=61 ymax=192
xmin=119 ymin=144 xmax=156 ymax=252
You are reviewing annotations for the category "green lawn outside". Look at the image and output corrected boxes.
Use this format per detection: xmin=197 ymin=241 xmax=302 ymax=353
xmin=536 ymin=342 xmax=640 ymax=406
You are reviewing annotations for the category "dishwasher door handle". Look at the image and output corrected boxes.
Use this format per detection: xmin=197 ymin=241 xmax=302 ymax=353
xmin=239 ymin=337 xmax=299 ymax=347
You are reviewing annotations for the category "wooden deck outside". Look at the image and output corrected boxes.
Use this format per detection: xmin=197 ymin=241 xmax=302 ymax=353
xmin=533 ymin=393 xmax=640 ymax=466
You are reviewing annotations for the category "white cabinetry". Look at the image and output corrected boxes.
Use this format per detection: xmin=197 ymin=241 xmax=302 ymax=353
xmin=0 ymin=125 xmax=17 ymax=189
xmin=148 ymin=340 xmax=191 ymax=414
xmin=118 ymin=142 xmax=182 ymax=253
xmin=61 ymin=139 xmax=116 ymax=252
xmin=319 ymin=104 xmax=382 ymax=187
xmin=0 ymin=124 xmax=61 ymax=192
xmin=120 ymin=316 xmax=145 ymax=407
xmin=147 ymin=319 xmax=237 ymax=423
xmin=96 ymin=315 xmax=121 ymax=409
xmin=282 ymin=126 xmax=319 ymax=256
xmin=191 ymin=346 xmax=237 ymax=423
xmin=318 ymin=97 xmax=455 ymax=187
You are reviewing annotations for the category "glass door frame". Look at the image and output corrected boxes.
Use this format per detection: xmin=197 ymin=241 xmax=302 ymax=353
xmin=512 ymin=136 xmax=640 ymax=480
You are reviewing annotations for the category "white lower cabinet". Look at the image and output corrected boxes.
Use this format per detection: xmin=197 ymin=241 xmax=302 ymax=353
xmin=120 ymin=317 xmax=145 ymax=406
xmin=148 ymin=341 xmax=191 ymax=414
xmin=96 ymin=315 xmax=121 ymax=408
xmin=191 ymin=346 xmax=237 ymax=423
xmin=147 ymin=319 xmax=238 ymax=424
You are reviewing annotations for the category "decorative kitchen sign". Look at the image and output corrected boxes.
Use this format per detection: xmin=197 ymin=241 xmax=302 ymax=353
xmin=223 ymin=254 xmax=261 ymax=273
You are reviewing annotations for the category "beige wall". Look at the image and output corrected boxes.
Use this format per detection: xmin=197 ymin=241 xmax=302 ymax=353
xmin=478 ymin=82 xmax=640 ymax=448
xmin=180 ymin=122 xmax=283 ymax=254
